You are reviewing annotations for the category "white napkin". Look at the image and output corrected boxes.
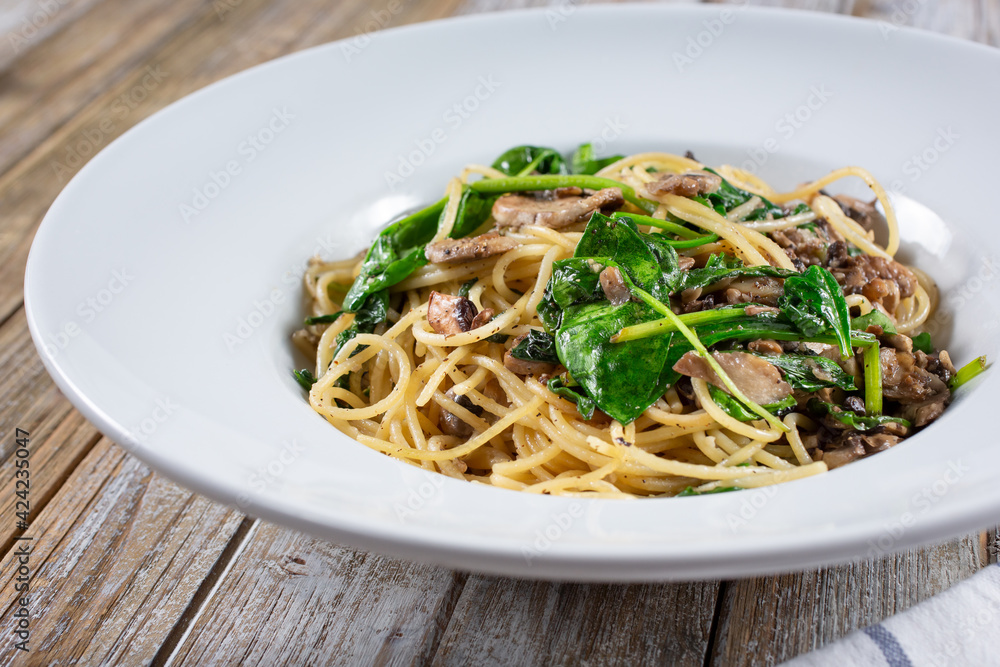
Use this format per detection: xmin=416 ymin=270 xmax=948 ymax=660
xmin=781 ymin=562 xmax=1000 ymax=666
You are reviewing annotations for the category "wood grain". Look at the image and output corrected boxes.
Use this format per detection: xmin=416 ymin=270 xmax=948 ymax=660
xmin=432 ymin=577 xmax=719 ymax=666
xmin=164 ymin=521 xmax=465 ymax=666
xmin=0 ymin=438 xmax=244 ymax=665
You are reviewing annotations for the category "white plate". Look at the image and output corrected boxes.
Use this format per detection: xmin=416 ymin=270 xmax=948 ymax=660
xmin=25 ymin=5 xmax=1000 ymax=581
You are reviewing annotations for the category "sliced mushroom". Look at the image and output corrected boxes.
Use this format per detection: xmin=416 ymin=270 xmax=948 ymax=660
xmin=820 ymin=441 xmax=866 ymax=470
xmin=439 ymin=388 xmax=484 ymax=438
xmin=470 ymin=308 xmax=495 ymax=330
xmin=425 ymin=232 xmax=520 ymax=264
xmin=673 ymin=350 xmax=792 ymax=405
xmin=503 ymin=333 xmax=557 ymax=376
xmin=833 ymin=194 xmax=886 ymax=233
xmin=492 ymin=188 xmax=624 ymax=229
xmin=747 ymin=339 xmax=783 ymax=355
xmin=677 ymin=256 xmax=696 ymax=271
xmin=599 ymin=266 xmax=631 ymax=306
xmin=427 ymin=291 xmax=478 ymax=335
xmin=646 ymin=171 xmax=722 ymax=198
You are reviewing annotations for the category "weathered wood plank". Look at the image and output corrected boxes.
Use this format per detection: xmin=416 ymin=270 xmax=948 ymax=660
xmin=0 ymin=0 xmax=214 ymax=179
xmin=431 ymin=577 xmax=720 ymax=666
xmin=164 ymin=521 xmax=465 ymax=666
xmin=707 ymin=534 xmax=990 ymax=666
xmin=0 ymin=438 xmax=244 ymax=665
xmin=0 ymin=0 xmax=107 ymax=72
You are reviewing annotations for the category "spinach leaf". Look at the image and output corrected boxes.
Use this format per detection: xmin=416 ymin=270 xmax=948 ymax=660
xmin=779 ymin=265 xmax=853 ymax=358
xmin=702 ymin=168 xmax=785 ymax=219
xmin=342 ymin=198 xmax=447 ymax=312
xmin=491 ymin=145 xmax=567 ymax=176
xmin=570 ymin=143 xmax=624 ymax=175
xmin=678 ymin=253 xmax=794 ymax=293
xmin=305 ymin=311 xmax=343 ymax=326
xmin=851 ymin=310 xmax=897 ymax=335
xmin=555 ymin=299 xmax=679 ymax=424
xmin=510 ymin=330 xmax=559 ymax=364
xmin=911 ymin=331 xmax=934 ymax=353
xmin=334 ymin=289 xmax=389 ymax=357
xmin=449 ymin=186 xmax=499 ymax=238
xmin=808 ymin=400 xmax=910 ymax=430
xmin=547 ymin=375 xmax=597 ymax=420
xmin=458 ymin=279 xmax=477 ymax=298
xmin=292 ymin=368 xmax=317 ymax=391
xmin=749 ymin=352 xmax=858 ymax=392
xmin=575 ymin=213 xmax=681 ymax=300
xmin=707 ymin=385 xmax=796 ymax=421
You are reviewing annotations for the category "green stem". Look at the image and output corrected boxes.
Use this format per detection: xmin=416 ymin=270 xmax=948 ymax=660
xmin=613 ymin=307 xmax=750 ymax=343
xmin=863 ymin=342 xmax=882 ymax=415
xmin=951 ymin=355 xmax=988 ymax=390
xmin=470 ymin=175 xmax=658 ymax=214
xmin=609 ymin=211 xmax=702 ymax=239
xmin=629 ymin=286 xmax=789 ymax=433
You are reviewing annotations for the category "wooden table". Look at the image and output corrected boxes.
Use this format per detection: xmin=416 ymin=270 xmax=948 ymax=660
xmin=1 ymin=0 xmax=997 ymax=664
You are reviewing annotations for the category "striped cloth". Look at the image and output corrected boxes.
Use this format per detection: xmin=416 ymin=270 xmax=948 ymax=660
xmin=782 ymin=561 xmax=1000 ymax=666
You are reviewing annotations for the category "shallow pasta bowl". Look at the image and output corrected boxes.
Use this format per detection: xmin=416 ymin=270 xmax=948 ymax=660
xmin=24 ymin=5 xmax=1000 ymax=581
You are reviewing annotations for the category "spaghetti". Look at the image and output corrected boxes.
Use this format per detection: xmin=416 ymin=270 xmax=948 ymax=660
xmin=291 ymin=145 xmax=982 ymax=498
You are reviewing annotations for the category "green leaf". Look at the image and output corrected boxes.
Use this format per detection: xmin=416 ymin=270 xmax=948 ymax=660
xmin=703 ymin=168 xmax=785 ymax=219
xmin=547 ymin=375 xmax=597 ymax=420
xmin=510 ymin=330 xmax=559 ymax=364
xmin=491 ymin=145 xmax=567 ymax=176
xmin=851 ymin=310 xmax=897 ymax=335
xmin=292 ymin=369 xmax=317 ymax=391
xmin=911 ymin=331 xmax=934 ymax=354
xmin=678 ymin=253 xmax=794 ymax=293
xmin=334 ymin=290 xmax=389 ymax=357
xmin=749 ymin=352 xmax=858 ymax=392
xmin=304 ymin=311 xmax=343 ymax=326
xmin=555 ymin=299 xmax=679 ymax=424
xmin=448 ymin=186 xmax=499 ymax=239
xmin=779 ymin=265 xmax=853 ymax=357
xmin=575 ymin=213 xmax=681 ymax=300
xmin=570 ymin=143 xmax=624 ymax=175
xmin=342 ymin=198 xmax=447 ymax=312
xmin=458 ymin=279 xmax=477 ymax=298
xmin=707 ymin=385 xmax=796 ymax=422
xmin=807 ymin=400 xmax=910 ymax=430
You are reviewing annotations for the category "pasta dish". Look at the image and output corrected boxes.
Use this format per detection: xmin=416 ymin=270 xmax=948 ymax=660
xmin=291 ymin=145 xmax=985 ymax=498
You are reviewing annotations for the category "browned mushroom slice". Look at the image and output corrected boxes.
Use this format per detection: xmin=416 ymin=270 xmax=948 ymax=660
xmin=672 ymin=351 xmax=792 ymax=405
xmin=439 ymin=388 xmax=484 ymax=438
xmin=833 ymin=194 xmax=886 ymax=233
xmin=492 ymin=187 xmax=624 ymax=229
xmin=502 ymin=333 xmax=557 ymax=376
xmin=425 ymin=232 xmax=520 ymax=264
xmin=427 ymin=291 xmax=478 ymax=335
xmin=646 ymin=171 xmax=722 ymax=198
xmin=599 ymin=266 xmax=631 ymax=306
